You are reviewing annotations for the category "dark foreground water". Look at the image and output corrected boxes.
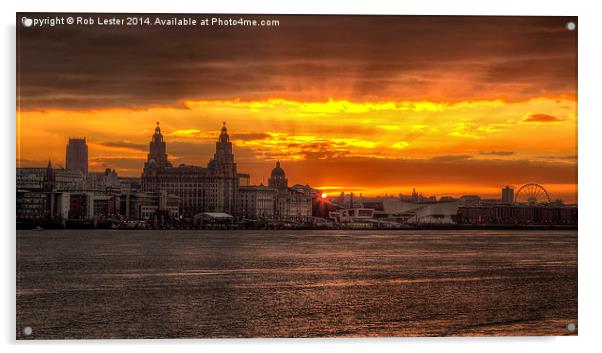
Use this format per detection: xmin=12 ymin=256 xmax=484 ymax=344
xmin=16 ymin=230 xmax=577 ymax=339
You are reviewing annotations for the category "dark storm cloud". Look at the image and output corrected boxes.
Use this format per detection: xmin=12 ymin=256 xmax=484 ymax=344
xmin=538 ymin=154 xmax=578 ymax=161
xmin=478 ymin=150 xmax=515 ymax=156
xmin=231 ymin=132 xmax=271 ymax=141
xmin=430 ymin=155 xmax=474 ymax=162
xmin=522 ymin=113 xmax=563 ymax=123
xmin=17 ymin=14 xmax=577 ymax=110
xmin=97 ymin=141 xmax=148 ymax=151
xmin=90 ymin=156 xmax=145 ymax=172
xmin=16 ymin=158 xmax=47 ymax=167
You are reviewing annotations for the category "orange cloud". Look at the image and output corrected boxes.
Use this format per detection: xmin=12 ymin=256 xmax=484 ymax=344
xmin=16 ymin=95 xmax=577 ymax=203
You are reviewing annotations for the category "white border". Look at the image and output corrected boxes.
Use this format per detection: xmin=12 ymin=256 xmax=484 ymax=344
xmin=2 ymin=1 xmax=600 ymax=352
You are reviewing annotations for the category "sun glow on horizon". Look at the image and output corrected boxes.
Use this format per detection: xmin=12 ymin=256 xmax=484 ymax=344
xmin=16 ymin=95 xmax=577 ymax=202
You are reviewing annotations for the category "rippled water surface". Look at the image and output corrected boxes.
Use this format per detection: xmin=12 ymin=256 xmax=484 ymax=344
xmin=16 ymin=230 xmax=577 ymax=338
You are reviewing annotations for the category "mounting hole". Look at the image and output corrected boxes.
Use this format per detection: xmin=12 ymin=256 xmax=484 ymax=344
xmin=566 ymin=22 xmax=576 ymax=31
xmin=23 ymin=326 xmax=32 ymax=336
xmin=21 ymin=17 xmax=33 ymax=27
xmin=567 ymin=323 xmax=576 ymax=332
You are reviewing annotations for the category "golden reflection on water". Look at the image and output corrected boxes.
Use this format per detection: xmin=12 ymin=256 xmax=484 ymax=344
xmin=16 ymin=230 xmax=577 ymax=338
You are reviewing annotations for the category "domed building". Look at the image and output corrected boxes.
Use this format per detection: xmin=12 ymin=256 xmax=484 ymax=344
xmin=267 ymin=160 xmax=312 ymax=222
xmin=268 ymin=161 xmax=287 ymax=191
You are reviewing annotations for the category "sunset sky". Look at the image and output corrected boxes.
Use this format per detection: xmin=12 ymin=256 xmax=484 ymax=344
xmin=16 ymin=15 xmax=577 ymax=202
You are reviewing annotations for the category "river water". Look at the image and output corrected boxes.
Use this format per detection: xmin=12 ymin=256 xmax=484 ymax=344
xmin=16 ymin=229 xmax=577 ymax=338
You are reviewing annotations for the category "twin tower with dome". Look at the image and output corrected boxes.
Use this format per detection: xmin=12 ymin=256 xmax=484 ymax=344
xmin=141 ymin=122 xmax=312 ymax=221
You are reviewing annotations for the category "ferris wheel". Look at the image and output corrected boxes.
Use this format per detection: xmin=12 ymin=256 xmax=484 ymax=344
xmin=514 ymin=183 xmax=550 ymax=204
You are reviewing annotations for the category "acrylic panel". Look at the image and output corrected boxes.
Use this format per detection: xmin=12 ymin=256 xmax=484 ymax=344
xmin=16 ymin=13 xmax=578 ymax=339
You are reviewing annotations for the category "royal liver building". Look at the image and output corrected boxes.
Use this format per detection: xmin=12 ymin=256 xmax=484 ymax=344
xmin=141 ymin=122 xmax=240 ymax=218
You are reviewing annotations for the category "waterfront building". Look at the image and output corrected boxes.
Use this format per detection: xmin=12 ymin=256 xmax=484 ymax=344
xmin=16 ymin=189 xmax=69 ymax=222
xmin=290 ymin=184 xmax=319 ymax=198
xmin=502 ymin=185 xmax=515 ymax=204
xmin=85 ymin=168 xmax=120 ymax=191
xmin=347 ymin=198 xmax=462 ymax=226
xmin=66 ymin=137 xmax=88 ymax=174
xmin=118 ymin=177 xmax=141 ymax=194
xmin=16 ymin=190 xmax=50 ymax=221
xmin=18 ymin=161 xmax=123 ymax=195
xmin=239 ymin=185 xmax=276 ymax=219
xmin=268 ymin=161 xmax=312 ymax=222
xmin=65 ymin=193 xmax=114 ymax=220
xmin=17 ymin=188 xmax=179 ymax=223
xmin=66 ymin=193 xmax=87 ymax=219
xmin=141 ymin=122 xmax=241 ymax=218
xmin=118 ymin=191 xmax=179 ymax=220
xmin=460 ymin=195 xmax=481 ymax=207
xmin=17 ymin=166 xmax=85 ymax=191
xmin=457 ymin=205 xmax=577 ymax=225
